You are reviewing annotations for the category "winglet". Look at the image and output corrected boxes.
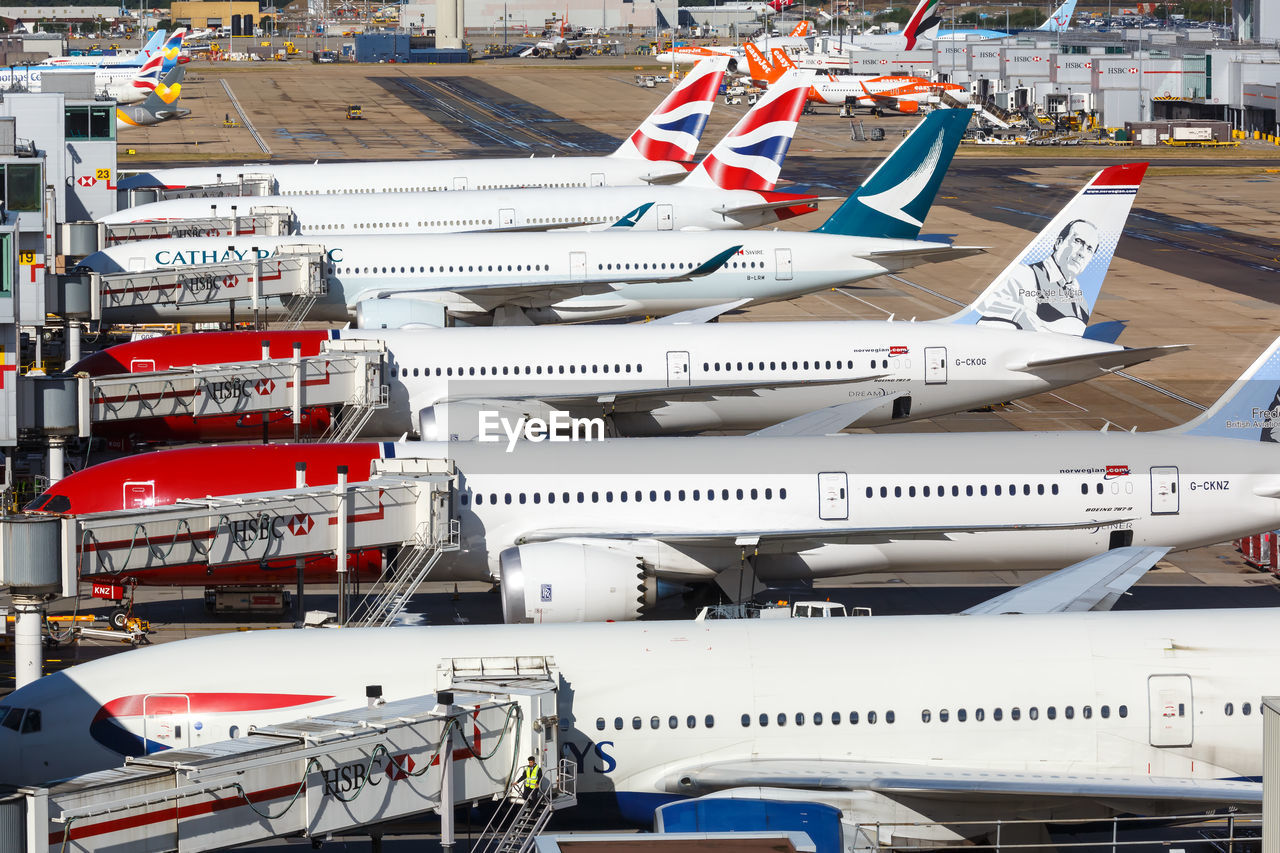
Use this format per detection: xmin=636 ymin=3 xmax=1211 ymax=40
xmin=813 ymin=109 xmax=971 ymax=239
xmin=609 ymin=203 xmax=655 ymax=228
xmin=612 ymin=56 xmax=729 ymax=162
xmin=690 ymin=245 xmax=745 ymax=277
xmin=942 ymin=163 xmax=1148 ymax=337
xmin=681 ymin=70 xmax=809 ymax=191
xmin=1166 ymin=335 xmax=1280 ymax=441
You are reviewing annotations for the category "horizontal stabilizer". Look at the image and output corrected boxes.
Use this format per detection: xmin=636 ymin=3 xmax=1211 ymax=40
xmin=1009 ymin=344 xmax=1188 ymax=374
xmin=1167 ymin=333 xmax=1280 ymax=441
xmin=749 ymin=392 xmax=906 ymax=437
xmin=963 ymin=546 xmax=1170 ymax=615
xmin=864 ymin=244 xmax=985 ymax=273
xmin=712 ymin=196 xmax=832 ymax=217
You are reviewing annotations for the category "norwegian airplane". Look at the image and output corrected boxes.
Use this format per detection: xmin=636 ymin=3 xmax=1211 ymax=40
xmin=73 ymin=164 xmax=1176 ymax=445
xmin=2 ymin=603 xmax=1270 ymax=844
xmin=747 ymin=45 xmax=969 ymax=112
xmin=27 ymin=331 xmax=1280 ymax=620
xmin=102 ymin=72 xmax=820 ymax=236
xmin=116 ymin=57 xmax=728 ymax=195
xmin=79 ymin=108 xmax=976 ymax=326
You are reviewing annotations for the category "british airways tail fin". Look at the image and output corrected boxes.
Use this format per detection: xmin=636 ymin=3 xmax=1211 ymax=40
xmin=811 ymin=108 xmax=970 ymax=238
xmin=1166 ymin=337 xmax=1280 ymax=441
xmin=1036 ymin=0 xmax=1077 ymax=32
xmin=612 ymin=56 xmax=728 ymax=162
xmin=680 ymin=69 xmax=809 ymax=192
xmin=942 ymin=163 xmax=1147 ymax=336
xmin=902 ymin=0 xmax=943 ymax=47
xmin=127 ymin=52 xmax=164 ymax=95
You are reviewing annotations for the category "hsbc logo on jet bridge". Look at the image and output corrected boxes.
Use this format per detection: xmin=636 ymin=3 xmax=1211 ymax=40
xmin=1106 ymin=67 xmax=1139 ymax=74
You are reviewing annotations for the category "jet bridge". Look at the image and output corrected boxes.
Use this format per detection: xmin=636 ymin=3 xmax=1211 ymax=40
xmin=2 ymin=679 xmax=572 ymax=853
xmin=119 ymin=172 xmax=277 ymax=208
xmin=74 ymin=338 xmax=389 ymax=442
xmin=59 ymin=206 xmax=296 ymax=260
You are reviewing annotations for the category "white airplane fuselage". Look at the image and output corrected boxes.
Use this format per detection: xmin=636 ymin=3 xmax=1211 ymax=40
xmin=120 ymin=156 xmax=693 ymax=196
xmin=333 ymin=322 xmax=1151 ymax=438
xmin=81 ymin=231 xmax=935 ymax=324
xmin=1 ymin=609 xmax=1274 ymax=830
xmin=0 ymin=64 xmax=153 ymax=102
xmin=100 ymin=186 xmax=809 ymax=237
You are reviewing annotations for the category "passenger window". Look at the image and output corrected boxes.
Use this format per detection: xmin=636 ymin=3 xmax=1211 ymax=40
xmin=867 ymin=711 xmax=877 ymax=724
xmin=956 ymin=709 xmax=966 ymax=722
xmin=741 ymin=714 xmax=751 ymax=727
xmin=1119 ymin=705 xmax=1128 ymax=718
xmin=975 ymin=708 xmax=984 ymax=722
xmin=922 ymin=710 xmax=931 ymax=723
xmin=777 ymin=713 xmax=787 ymax=727
xmin=1047 ymin=706 xmax=1056 ymax=720
xmin=1065 ymin=706 xmax=1074 ymax=719
xmin=1029 ymin=707 xmax=1039 ymax=720
xmin=1101 ymin=705 xmax=1111 ymax=718
xmin=939 ymin=709 xmax=949 ymax=722
xmin=632 ymin=717 xmax=642 ymax=730
xmin=831 ymin=712 xmax=841 ymax=724
xmin=686 ymin=715 xmax=696 ymax=728
xmin=759 ymin=713 xmax=769 ymax=727
xmin=705 ymin=715 xmax=715 ymax=728
xmin=1244 ymin=703 xmax=1253 ymax=716
xmin=596 ymin=717 xmax=606 ymax=731
xmin=994 ymin=708 xmax=1003 ymax=721
xmin=615 ymin=717 xmax=623 ymax=730
xmin=795 ymin=713 xmax=804 ymax=726
xmin=650 ymin=716 xmax=660 ymax=730
xmin=1083 ymin=706 xmax=1092 ymax=719
xmin=814 ymin=712 xmax=823 ymax=725
xmin=668 ymin=716 xmax=678 ymax=729
xmin=885 ymin=710 xmax=895 ymax=724
xmin=849 ymin=711 xmax=858 ymax=725
xmin=1011 ymin=707 xmax=1021 ymax=721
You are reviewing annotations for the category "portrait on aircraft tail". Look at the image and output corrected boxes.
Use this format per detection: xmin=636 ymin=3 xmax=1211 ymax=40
xmin=974 ymin=218 xmax=1099 ymax=336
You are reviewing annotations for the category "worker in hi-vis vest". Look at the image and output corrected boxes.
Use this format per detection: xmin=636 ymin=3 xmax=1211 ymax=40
xmin=522 ymin=755 xmax=543 ymax=804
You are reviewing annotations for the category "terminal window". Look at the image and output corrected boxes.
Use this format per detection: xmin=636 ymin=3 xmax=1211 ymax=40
xmin=2 ymin=164 xmax=40 ymax=213
xmin=64 ymin=106 xmax=115 ymax=141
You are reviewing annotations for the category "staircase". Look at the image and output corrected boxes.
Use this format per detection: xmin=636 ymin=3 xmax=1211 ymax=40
xmin=472 ymin=759 xmax=577 ymax=853
xmin=317 ymin=384 xmax=389 ymax=444
xmin=345 ymin=515 xmax=460 ymax=627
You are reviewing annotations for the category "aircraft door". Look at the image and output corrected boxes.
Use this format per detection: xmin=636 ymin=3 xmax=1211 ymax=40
xmin=775 ymin=248 xmax=793 ymax=280
xmin=924 ymin=347 xmax=947 ymax=384
xmin=1150 ymin=466 xmax=1179 ymax=515
xmin=453 ymin=177 xmax=468 ymax=191
xmin=657 ymin=204 xmax=674 ymax=231
xmin=666 ymin=351 xmax=691 ymax=386
xmin=124 ymin=480 xmax=156 ymax=508
xmin=143 ymin=693 xmax=192 ymax=753
xmin=130 ymin=358 xmax=156 ymax=372
xmin=817 ymin=472 xmax=848 ymax=520
xmin=590 ymin=172 xmax=605 ymax=187
xmin=569 ymin=252 xmax=586 ymax=281
xmin=128 ymin=256 xmax=146 ymax=272
xmin=499 ymin=208 xmax=516 ymax=228
xmin=1147 ymin=674 xmax=1193 ymax=747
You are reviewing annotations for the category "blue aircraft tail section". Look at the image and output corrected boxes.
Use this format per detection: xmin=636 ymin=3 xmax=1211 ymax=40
xmin=811 ymin=108 xmax=970 ymax=239
xmin=942 ymin=162 xmax=1147 ymax=337
xmin=1168 ymin=337 xmax=1280 ymax=441
xmin=1037 ymin=0 xmax=1077 ymax=31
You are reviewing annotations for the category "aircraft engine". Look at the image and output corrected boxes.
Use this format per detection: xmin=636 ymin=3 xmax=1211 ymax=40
xmin=897 ymin=100 xmax=920 ymax=113
xmin=498 ymin=539 xmax=659 ymax=623
xmin=354 ymin=297 xmax=448 ymax=330
xmin=418 ymin=399 xmax=569 ymax=442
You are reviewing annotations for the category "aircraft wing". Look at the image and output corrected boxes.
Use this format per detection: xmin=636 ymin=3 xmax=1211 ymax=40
xmin=516 ymin=517 xmax=1132 ymax=551
xmin=749 ymin=392 xmax=906 ymax=436
xmin=962 ymin=545 xmax=1170 ymax=614
xmin=356 ymin=245 xmax=742 ymax=311
xmin=1009 ymin=344 xmax=1189 ymax=374
xmin=669 ymin=758 xmax=1261 ymax=809
xmin=648 ymin=299 xmax=752 ymax=324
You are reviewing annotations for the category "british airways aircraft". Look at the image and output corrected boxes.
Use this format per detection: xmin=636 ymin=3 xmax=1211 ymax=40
xmin=40 ymin=29 xmax=189 ymax=71
xmin=0 ymin=51 xmax=167 ymax=104
xmin=0 ymin=602 xmax=1272 ymax=845
xmin=100 ymin=72 xmax=826 ymax=236
xmin=27 ymin=332 xmax=1280 ymax=619
xmin=79 ymin=108 xmax=975 ymax=326
xmin=73 ymin=164 xmax=1177 ymax=444
xmin=116 ymin=57 xmax=728 ymax=195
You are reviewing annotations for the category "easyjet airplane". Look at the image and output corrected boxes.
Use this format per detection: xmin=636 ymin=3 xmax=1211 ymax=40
xmin=72 ymin=164 xmax=1175 ymax=445
xmin=26 ymin=330 xmax=1280 ymax=621
xmin=747 ymin=44 xmax=969 ymax=112
xmin=117 ymin=56 xmax=728 ymax=195
xmin=80 ymin=108 xmax=976 ymax=326
xmin=103 ymin=71 xmax=817 ymax=236
xmin=654 ymin=18 xmax=811 ymax=68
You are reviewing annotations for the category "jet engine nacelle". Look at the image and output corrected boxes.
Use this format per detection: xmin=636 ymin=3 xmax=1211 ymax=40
xmin=498 ymin=539 xmax=658 ymax=623
xmin=897 ymin=100 xmax=920 ymax=114
xmin=355 ymin=298 xmax=448 ymax=330
xmin=418 ymin=399 xmax=566 ymax=442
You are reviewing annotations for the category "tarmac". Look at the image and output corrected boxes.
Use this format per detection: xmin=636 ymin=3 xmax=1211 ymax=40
xmin=5 ymin=57 xmax=1280 ymax=684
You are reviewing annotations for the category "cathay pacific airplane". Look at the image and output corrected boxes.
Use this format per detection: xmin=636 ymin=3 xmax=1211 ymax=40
xmin=79 ymin=108 xmax=976 ymax=325
xmin=27 ymin=333 xmax=1280 ymax=619
xmin=0 ymin=605 xmax=1271 ymax=846
xmin=73 ymin=164 xmax=1176 ymax=444
xmin=116 ymin=56 xmax=728 ymax=195
xmin=100 ymin=72 xmax=824 ymax=236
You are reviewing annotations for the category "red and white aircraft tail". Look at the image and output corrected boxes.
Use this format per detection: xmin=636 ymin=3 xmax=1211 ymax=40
xmin=611 ymin=56 xmax=729 ymax=162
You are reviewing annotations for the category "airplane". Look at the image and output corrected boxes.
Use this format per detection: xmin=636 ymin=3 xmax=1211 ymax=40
xmin=79 ymin=108 xmax=976 ymax=326
xmin=934 ymin=0 xmax=1077 ymax=39
xmin=116 ymin=66 xmax=190 ymax=129
xmin=654 ymin=18 xmax=815 ymax=67
xmin=26 ymin=329 xmax=1280 ymax=620
xmin=71 ymin=164 xmax=1175 ymax=446
xmin=101 ymin=72 xmax=822 ymax=236
xmin=0 ymin=591 xmax=1274 ymax=846
xmin=0 ymin=52 xmax=167 ymax=104
xmin=747 ymin=44 xmax=970 ymax=112
xmin=116 ymin=56 xmax=729 ymax=194
xmin=40 ymin=29 xmax=189 ymax=70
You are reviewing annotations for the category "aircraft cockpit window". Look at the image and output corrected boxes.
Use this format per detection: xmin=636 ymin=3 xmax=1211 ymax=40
xmin=19 ymin=709 xmax=40 ymax=734
xmin=23 ymin=494 xmax=50 ymax=511
xmin=1 ymin=706 xmax=23 ymax=731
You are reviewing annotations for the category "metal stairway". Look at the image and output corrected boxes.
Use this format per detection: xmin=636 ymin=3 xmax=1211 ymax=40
xmin=472 ymin=759 xmax=577 ymax=853
xmin=345 ymin=515 xmax=460 ymax=627
xmin=317 ymin=384 xmax=389 ymax=444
